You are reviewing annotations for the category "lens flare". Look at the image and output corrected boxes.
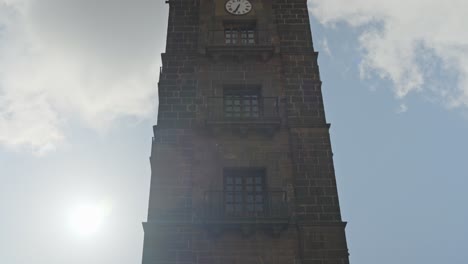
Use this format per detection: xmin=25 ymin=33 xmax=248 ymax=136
xmin=68 ymin=202 xmax=109 ymax=237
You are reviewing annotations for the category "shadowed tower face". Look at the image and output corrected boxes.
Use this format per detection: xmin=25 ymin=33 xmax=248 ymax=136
xmin=142 ymin=0 xmax=350 ymax=263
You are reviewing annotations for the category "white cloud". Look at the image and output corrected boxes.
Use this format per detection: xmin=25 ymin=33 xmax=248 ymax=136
xmin=0 ymin=0 xmax=164 ymax=154
xmin=396 ymin=103 xmax=408 ymax=114
xmin=309 ymin=0 xmax=468 ymax=109
xmin=320 ymin=38 xmax=332 ymax=57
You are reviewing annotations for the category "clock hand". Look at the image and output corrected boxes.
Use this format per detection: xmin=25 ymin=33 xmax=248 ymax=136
xmin=234 ymin=4 xmax=241 ymax=13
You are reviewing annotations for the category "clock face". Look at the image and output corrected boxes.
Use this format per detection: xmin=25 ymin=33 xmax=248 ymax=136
xmin=225 ymin=0 xmax=252 ymax=15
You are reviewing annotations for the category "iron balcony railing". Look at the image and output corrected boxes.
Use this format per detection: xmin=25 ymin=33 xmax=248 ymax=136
xmin=207 ymin=96 xmax=280 ymax=123
xmin=203 ymin=190 xmax=289 ymax=220
xmin=206 ymin=30 xmax=274 ymax=47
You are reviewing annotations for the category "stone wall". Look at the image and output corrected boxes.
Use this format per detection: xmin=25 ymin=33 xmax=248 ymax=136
xmin=144 ymin=223 xmax=301 ymax=264
xmin=142 ymin=0 xmax=350 ymax=263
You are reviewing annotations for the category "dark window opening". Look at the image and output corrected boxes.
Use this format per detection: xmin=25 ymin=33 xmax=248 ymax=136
xmin=223 ymin=87 xmax=261 ymax=118
xmin=224 ymin=24 xmax=256 ymax=45
xmin=224 ymin=168 xmax=266 ymax=216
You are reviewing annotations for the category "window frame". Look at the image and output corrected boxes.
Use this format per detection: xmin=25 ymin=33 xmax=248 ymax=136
xmin=223 ymin=168 xmax=267 ymax=217
xmin=223 ymin=86 xmax=262 ymax=119
xmin=224 ymin=23 xmax=256 ymax=45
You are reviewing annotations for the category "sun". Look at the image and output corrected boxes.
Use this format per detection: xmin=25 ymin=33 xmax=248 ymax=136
xmin=68 ymin=202 xmax=109 ymax=237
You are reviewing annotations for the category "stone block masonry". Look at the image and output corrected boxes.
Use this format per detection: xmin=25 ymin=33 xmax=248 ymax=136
xmin=142 ymin=0 xmax=351 ymax=263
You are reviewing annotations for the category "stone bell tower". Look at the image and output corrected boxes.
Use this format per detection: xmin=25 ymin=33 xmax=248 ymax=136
xmin=142 ymin=0 xmax=351 ymax=263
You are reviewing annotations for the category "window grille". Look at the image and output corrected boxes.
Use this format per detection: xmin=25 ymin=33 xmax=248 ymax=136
xmin=224 ymin=168 xmax=266 ymax=216
xmin=223 ymin=88 xmax=261 ymax=118
xmin=224 ymin=25 xmax=256 ymax=45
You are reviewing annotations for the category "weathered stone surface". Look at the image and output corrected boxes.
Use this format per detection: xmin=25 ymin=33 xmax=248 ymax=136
xmin=142 ymin=0 xmax=350 ymax=263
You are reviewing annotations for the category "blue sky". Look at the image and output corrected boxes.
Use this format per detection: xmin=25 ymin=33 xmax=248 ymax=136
xmin=1 ymin=1 xmax=467 ymax=263
xmin=313 ymin=19 xmax=468 ymax=262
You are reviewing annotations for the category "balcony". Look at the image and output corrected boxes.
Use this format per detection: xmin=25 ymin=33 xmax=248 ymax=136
xmin=202 ymin=30 xmax=278 ymax=59
xmin=203 ymin=190 xmax=290 ymax=230
xmin=206 ymin=96 xmax=281 ymax=131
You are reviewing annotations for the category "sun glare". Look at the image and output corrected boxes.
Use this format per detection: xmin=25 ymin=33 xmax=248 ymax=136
xmin=68 ymin=202 xmax=109 ymax=237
